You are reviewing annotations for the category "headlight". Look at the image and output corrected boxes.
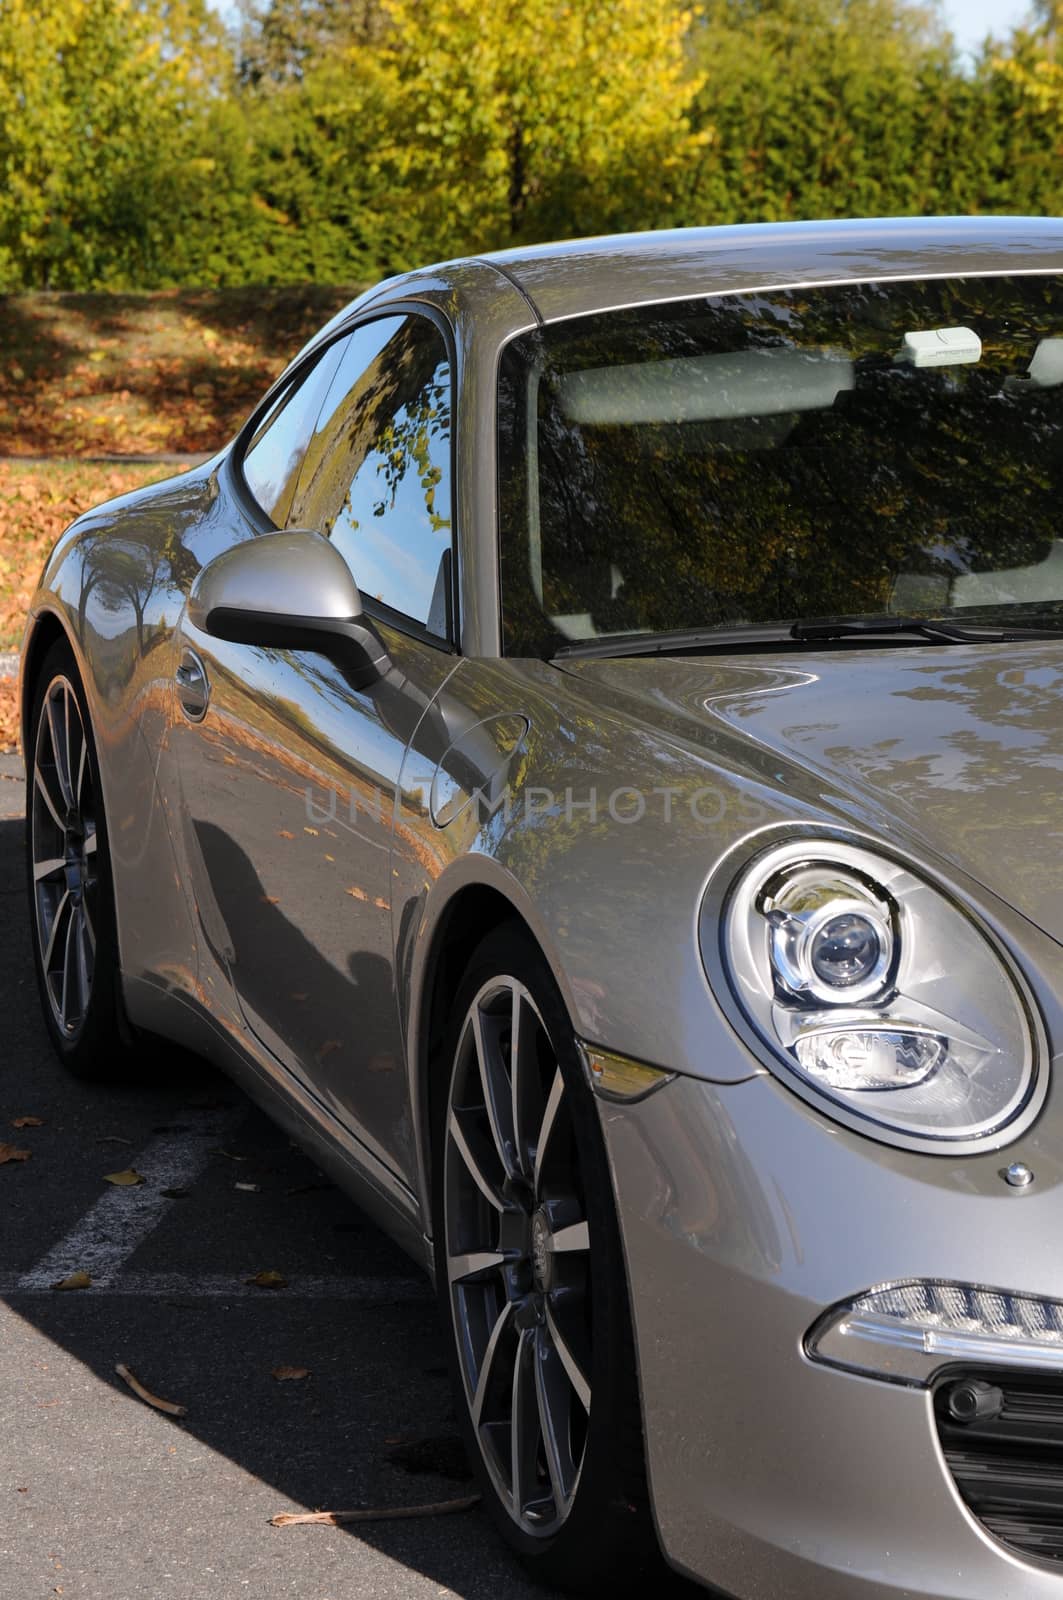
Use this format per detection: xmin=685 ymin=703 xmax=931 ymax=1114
xmin=702 ymin=836 xmax=1045 ymax=1152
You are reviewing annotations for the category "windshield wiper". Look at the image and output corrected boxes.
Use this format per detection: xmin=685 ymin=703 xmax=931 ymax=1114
xmin=552 ymin=613 xmax=1063 ymax=661
xmin=553 ymin=624 xmax=797 ymax=661
xmin=790 ymin=615 xmax=1063 ymax=644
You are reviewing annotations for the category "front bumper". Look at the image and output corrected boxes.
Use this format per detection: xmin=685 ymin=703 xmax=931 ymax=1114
xmin=597 ymin=1064 xmax=1063 ymax=1599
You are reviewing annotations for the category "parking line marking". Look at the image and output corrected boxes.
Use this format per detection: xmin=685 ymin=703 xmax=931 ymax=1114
xmin=14 ymin=1116 xmax=240 ymax=1291
xmin=0 ymin=1271 xmax=430 ymax=1300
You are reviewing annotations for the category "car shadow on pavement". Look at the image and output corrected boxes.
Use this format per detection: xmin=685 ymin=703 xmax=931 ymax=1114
xmin=0 ymin=813 xmax=706 ymax=1599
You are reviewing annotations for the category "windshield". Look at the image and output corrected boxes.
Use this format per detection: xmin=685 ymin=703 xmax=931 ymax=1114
xmin=496 ymin=275 xmax=1063 ymax=656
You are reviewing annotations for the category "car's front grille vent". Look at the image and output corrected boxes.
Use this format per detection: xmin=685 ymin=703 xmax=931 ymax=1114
xmin=935 ymin=1372 xmax=1063 ymax=1563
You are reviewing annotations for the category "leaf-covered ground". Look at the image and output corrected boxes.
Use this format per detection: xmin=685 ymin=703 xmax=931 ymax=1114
xmin=0 ymin=680 xmax=17 ymax=751
xmin=0 ymin=284 xmax=359 ymax=457
xmin=0 ymin=459 xmax=177 ymax=749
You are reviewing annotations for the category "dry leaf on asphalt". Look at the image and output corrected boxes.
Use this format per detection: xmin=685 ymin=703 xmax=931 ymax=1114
xmin=115 ymin=1363 xmax=187 ymax=1418
xmin=52 ymin=1271 xmax=91 ymax=1291
xmin=235 ymin=1181 xmax=260 ymax=1192
xmin=271 ymin=1365 xmax=310 ymax=1381
xmin=246 ymin=1270 xmax=287 ymax=1289
xmin=12 ymin=1116 xmax=43 ymax=1128
xmin=160 ymin=1187 xmax=189 ymax=1199
xmin=103 ymin=1168 xmax=145 ymax=1186
xmin=270 ymin=1495 xmax=480 ymax=1527
xmin=0 ymin=1143 xmax=30 ymax=1163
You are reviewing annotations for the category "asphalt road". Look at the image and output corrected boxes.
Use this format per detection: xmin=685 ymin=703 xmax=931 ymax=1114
xmin=0 ymin=755 xmax=704 ymax=1600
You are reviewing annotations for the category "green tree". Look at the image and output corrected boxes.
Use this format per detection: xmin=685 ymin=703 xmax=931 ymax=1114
xmin=7 ymin=0 xmax=1063 ymax=292
xmin=237 ymin=0 xmax=388 ymax=84
xmin=0 ymin=0 xmax=232 ymax=289
xmin=973 ymin=3 xmax=1063 ymax=215
xmin=242 ymin=0 xmax=707 ymax=280
xmin=681 ymin=0 xmax=971 ymax=224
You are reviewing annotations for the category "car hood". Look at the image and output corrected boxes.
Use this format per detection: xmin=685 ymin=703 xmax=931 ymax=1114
xmin=562 ymin=641 xmax=1063 ymax=943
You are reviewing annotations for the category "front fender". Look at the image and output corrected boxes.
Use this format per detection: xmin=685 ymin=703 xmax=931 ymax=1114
xmin=392 ymin=654 xmax=1063 ymax=1232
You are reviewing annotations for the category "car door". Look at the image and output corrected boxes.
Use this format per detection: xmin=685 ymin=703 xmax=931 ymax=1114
xmin=174 ymin=310 xmax=460 ymax=1182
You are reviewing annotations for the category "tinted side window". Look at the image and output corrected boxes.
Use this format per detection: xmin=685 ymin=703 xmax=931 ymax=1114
xmin=290 ymin=315 xmax=452 ymax=635
xmin=240 ymin=335 xmax=349 ymax=525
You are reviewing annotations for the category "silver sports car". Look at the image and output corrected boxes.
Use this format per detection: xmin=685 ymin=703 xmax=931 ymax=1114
xmin=24 ymin=216 xmax=1063 ymax=1598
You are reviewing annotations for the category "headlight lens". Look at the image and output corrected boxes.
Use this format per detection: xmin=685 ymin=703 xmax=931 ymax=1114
xmin=763 ymin=864 xmax=895 ymax=1004
xmin=809 ymin=911 xmax=886 ymax=988
xmin=708 ymin=838 xmax=1044 ymax=1149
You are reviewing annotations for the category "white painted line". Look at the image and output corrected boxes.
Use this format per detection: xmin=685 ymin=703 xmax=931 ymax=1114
xmin=15 ymin=1115 xmax=240 ymax=1291
xmin=0 ymin=1271 xmax=430 ymax=1301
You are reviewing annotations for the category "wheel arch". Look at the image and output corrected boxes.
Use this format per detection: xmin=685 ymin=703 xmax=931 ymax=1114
xmin=21 ymin=609 xmax=81 ymax=754
xmin=408 ymin=868 xmax=574 ymax=1241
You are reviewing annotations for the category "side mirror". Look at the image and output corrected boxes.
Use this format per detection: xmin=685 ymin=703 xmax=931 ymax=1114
xmin=187 ymin=529 xmax=391 ymax=687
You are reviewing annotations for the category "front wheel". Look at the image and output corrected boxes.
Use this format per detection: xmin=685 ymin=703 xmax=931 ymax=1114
xmin=433 ymin=923 xmax=661 ymax=1592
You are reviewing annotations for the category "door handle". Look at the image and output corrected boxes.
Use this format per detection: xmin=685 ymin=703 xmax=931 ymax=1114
xmin=176 ymin=648 xmax=210 ymax=722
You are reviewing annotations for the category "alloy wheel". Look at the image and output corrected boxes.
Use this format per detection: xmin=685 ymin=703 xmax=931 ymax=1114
xmin=30 ymin=674 xmax=98 ymax=1039
xmin=444 ymin=975 xmax=593 ymax=1536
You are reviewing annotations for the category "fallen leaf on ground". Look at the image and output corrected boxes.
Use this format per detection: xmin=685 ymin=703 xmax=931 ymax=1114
xmin=96 ymin=1135 xmax=132 ymax=1145
xmin=271 ymin=1365 xmax=310 ymax=1381
xmin=270 ymin=1495 xmax=480 ymax=1527
xmin=160 ymin=1188 xmax=190 ymax=1200
xmin=103 ymin=1168 xmax=144 ymax=1186
xmin=235 ymin=1181 xmax=260 ymax=1192
xmin=52 ymin=1271 xmax=91 ymax=1291
xmin=12 ymin=1116 xmax=43 ymax=1128
xmin=246 ymin=1270 xmax=287 ymax=1289
xmin=0 ymin=1143 xmax=30 ymax=1163
xmin=115 ymin=1363 xmax=187 ymax=1417
xmin=212 ymin=1148 xmax=247 ymax=1162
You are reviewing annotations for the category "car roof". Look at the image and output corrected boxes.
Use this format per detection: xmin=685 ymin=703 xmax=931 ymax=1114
xmin=476 ymin=215 xmax=1063 ymax=324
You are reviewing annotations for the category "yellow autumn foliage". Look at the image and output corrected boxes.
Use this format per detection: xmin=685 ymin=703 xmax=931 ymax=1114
xmin=340 ymin=0 xmax=708 ymax=252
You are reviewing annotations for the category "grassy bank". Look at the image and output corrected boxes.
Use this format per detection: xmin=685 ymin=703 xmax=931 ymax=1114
xmin=0 ymin=284 xmax=360 ymax=456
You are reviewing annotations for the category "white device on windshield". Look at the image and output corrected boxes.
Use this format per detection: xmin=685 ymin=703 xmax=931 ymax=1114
xmin=898 ymin=326 xmax=982 ymax=367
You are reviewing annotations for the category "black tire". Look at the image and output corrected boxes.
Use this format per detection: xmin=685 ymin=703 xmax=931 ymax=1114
xmin=26 ymin=639 xmax=137 ymax=1080
xmin=432 ymin=921 xmax=662 ymax=1593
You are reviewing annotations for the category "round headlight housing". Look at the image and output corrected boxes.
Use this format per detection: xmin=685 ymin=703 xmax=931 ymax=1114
xmin=704 ymin=836 xmax=1045 ymax=1151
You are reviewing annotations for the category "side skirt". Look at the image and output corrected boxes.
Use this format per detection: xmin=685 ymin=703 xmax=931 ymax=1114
xmin=123 ymin=974 xmax=433 ymax=1276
